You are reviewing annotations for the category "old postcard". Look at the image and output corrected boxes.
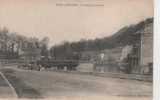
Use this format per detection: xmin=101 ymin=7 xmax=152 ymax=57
xmin=0 ymin=0 xmax=153 ymax=100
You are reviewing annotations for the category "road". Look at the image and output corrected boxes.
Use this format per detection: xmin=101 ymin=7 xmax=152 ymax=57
xmin=0 ymin=67 xmax=152 ymax=100
xmin=0 ymin=71 xmax=17 ymax=98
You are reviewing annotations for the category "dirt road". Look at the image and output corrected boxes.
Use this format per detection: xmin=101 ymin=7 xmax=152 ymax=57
xmin=0 ymin=67 xmax=152 ymax=100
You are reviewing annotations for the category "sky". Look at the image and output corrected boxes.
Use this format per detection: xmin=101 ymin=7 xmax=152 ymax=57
xmin=0 ymin=0 xmax=153 ymax=46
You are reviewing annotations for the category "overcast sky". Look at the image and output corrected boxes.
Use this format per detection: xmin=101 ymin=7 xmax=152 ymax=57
xmin=0 ymin=0 xmax=153 ymax=46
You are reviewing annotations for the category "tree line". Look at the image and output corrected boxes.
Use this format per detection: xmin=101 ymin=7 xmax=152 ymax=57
xmin=0 ymin=18 xmax=153 ymax=60
xmin=49 ymin=18 xmax=153 ymax=60
xmin=0 ymin=27 xmax=49 ymax=59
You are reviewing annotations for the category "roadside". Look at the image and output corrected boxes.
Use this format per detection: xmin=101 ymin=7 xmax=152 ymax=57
xmin=15 ymin=64 xmax=152 ymax=82
xmin=0 ymin=68 xmax=42 ymax=99
xmin=59 ymin=70 xmax=152 ymax=82
xmin=0 ymin=71 xmax=17 ymax=98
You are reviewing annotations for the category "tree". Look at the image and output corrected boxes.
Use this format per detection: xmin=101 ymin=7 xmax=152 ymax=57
xmin=40 ymin=37 xmax=50 ymax=57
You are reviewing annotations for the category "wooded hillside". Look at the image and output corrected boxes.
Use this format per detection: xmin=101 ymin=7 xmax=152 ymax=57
xmin=50 ymin=18 xmax=153 ymax=60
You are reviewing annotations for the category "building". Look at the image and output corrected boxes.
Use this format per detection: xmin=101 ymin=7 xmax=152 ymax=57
xmin=94 ymin=47 xmax=123 ymax=73
xmin=132 ymin=21 xmax=153 ymax=74
xmin=19 ymin=48 xmax=41 ymax=62
xmin=93 ymin=19 xmax=153 ymax=75
xmin=120 ymin=20 xmax=153 ymax=74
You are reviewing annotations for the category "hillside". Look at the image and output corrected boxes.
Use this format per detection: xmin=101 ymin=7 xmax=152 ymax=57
xmin=50 ymin=18 xmax=153 ymax=59
xmin=87 ymin=17 xmax=153 ymax=49
xmin=108 ymin=18 xmax=153 ymax=47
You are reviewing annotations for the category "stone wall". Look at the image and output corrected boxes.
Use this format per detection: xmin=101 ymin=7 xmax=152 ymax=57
xmin=140 ymin=23 xmax=153 ymax=74
xmin=141 ymin=23 xmax=153 ymax=66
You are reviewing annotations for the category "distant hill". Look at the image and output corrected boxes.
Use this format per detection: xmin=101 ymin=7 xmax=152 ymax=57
xmin=108 ymin=18 xmax=153 ymax=47
xmin=50 ymin=18 xmax=153 ymax=59
xmin=81 ymin=17 xmax=153 ymax=50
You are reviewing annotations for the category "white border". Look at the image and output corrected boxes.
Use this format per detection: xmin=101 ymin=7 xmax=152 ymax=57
xmin=153 ymin=0 xmax=160 ymax=100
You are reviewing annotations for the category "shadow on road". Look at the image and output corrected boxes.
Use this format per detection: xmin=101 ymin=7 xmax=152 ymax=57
xmin=0 ymin=68 xmax=43 ymax=99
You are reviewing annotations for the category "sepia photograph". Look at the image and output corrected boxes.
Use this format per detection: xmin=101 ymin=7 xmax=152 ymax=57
xmin=0 ymin=0 xmax=153 ymax=100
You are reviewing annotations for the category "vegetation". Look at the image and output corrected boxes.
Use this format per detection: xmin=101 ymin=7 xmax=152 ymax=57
xmin=0 ymin=27 xmax=49 ymax=59
xmin=0 ymin=18 xmax=153 ymax=60
xmin=50 ymin=18 xmax=153 ymax=60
